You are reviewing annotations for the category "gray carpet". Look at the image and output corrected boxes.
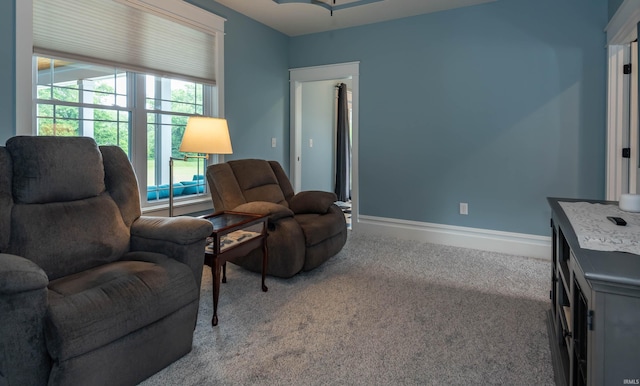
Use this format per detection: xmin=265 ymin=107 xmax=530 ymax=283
xmin=140 ymin=232 xmax=554 ymax=385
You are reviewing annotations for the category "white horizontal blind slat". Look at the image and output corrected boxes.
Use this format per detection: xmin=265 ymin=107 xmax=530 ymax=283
xmin=34 ymin=0 xmax=216 ymax=83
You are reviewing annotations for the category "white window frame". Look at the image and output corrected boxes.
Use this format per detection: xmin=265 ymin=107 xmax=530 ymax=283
xmin=16 ymin=0 xmax=226 ymax=216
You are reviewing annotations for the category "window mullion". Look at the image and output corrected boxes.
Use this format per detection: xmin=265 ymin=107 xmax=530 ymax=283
xmin=155 ymin=77 xmax=172 ymax=188
xmin=78 ymin=79 xmax=95 ymax=137
xmin=130 ymin=72 xmax=148 ymax=203
xmin=202 ymin=84 xmax=219 ymax=168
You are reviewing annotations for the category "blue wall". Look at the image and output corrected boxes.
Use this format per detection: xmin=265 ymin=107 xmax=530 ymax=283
xmin=290 ymin=0 xmax=608 ymax=236
xmin=0 ymin=1 xmax=290 ymax=170
xmin=609 ymin=0 xmax=624 ymax=20
xmin=186 ymin=1 xmax=291 ymax=170
xmin=0 ymin=0 xmax=15 ymax=145
xmin=0 ymin=0 xmax=612 ymax=237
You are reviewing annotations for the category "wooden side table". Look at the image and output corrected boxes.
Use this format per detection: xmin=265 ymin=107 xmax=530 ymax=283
xmin=200 ymin=211 xmax=269 ymax=326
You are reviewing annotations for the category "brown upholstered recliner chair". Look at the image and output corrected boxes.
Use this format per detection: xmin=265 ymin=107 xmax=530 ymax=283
xmin=206 ymin=159 xmax=347 ymax=278
xmin=0 ymin=136 xmax=213 ymax=386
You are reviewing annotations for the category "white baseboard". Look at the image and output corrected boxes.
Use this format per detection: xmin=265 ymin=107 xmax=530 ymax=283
xmin=354 ymin=215 xmax=551 ymax=260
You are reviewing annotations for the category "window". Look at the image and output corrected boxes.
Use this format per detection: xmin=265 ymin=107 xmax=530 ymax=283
xmin=36 ymin=59 xmax=130 ymax=148
xmin=26 ymin=0 xmax=226 ymax=213
xmin=144 ymin=74 xmax=212 ymax=201
xmin=35 ymin=56 xmax=215 ymax=207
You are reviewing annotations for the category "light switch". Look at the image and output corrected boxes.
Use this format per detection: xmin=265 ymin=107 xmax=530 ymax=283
xmin=309 ymin=139 xmax=313 ymax=148
xmin=271 ymin=138 xmax=276 ymax=148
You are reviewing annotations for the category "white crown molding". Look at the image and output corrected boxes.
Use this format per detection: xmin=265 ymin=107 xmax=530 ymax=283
xmin=606 ymin=0 xmax=640 ymax=45
xmin=290 ymin=61 xmax=360 ymax=81
xmin=113 ymin=0 xmax=226 ymax=35
xmin=355 ymin=215 xmax=551 ymax=260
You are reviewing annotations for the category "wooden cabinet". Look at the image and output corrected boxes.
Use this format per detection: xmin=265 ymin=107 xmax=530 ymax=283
xmin=548 ymin=198 xmax=640 ymax=386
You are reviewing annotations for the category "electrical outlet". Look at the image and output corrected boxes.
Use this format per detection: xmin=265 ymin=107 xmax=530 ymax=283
xmin=309 ymin=138 xmax=313 ymax=148
xmin=460 ymin=202 xmax=468 ymax=215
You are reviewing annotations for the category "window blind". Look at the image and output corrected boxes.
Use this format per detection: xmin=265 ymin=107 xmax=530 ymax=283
xmin=33 ymin=0 xmax=218 ymax=84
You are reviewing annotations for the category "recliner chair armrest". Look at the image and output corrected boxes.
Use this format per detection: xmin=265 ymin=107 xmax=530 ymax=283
xmin=131 ymin=216 xmax=213 ymax=245
xmin=288 ymin=191 xmax=338 ymax=214
xmin=234 ymin=201 xmax=294 ymax=222
xmin=0 ymin=253 xmax=50 ymax=386
xmin=130 ymin=216 xmax=213 ymax=290
xmin=0 ymin=253 xmax=48 ymax=295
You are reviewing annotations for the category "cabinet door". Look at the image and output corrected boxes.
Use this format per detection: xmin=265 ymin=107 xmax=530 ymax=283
xmin=597 ymin=293 xmax=640 ymax=385
xmin=572 ymin=280 xmax=589 ymax=386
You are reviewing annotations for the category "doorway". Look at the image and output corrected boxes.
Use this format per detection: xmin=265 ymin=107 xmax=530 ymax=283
xmin=289 ymin=62 xmax=360 ymax=229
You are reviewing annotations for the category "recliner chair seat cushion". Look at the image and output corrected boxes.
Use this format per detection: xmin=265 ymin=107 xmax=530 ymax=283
xmin=295 ymin=212 xmax=345 ymax=247
xmin=234 ymin=201 xmax=294 ymax=222
xmin=45 ymin=251 xmax=199 ymax=362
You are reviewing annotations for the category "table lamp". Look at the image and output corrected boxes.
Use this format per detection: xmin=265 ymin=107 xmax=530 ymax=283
xmin=169 ymin=117 xmax=233 ymax=216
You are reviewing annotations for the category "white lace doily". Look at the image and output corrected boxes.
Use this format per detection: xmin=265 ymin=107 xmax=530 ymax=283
xmin=559 ymin=201 xmax=640 ymax=255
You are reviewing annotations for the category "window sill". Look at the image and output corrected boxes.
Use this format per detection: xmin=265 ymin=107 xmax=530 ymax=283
xmin=142 ymin=196 xmax=214 ymax=217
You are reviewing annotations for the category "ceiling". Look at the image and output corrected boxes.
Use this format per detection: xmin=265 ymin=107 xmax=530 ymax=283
xmin=214 ymin=0 xmax=497 ymax=36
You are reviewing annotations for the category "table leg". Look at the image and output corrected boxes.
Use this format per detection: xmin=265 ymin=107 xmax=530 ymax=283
xmin=212 ymin=257 xmax=222 ymax=326
xmin=222 ymin=262 xmax=227 ymax=283
xmin=261 ymin=239 xmax=268 ymax=292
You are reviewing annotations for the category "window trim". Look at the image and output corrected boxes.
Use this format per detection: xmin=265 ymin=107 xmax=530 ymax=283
xmin=18 ymin=0 xmax=226 ymax=216
xmin=16 ymin=0 xmax=33 ymax=137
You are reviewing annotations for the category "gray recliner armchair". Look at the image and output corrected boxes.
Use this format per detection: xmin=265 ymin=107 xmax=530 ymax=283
xmin=0 ymin=136 xmax=213 ymax=386
xmin=206 ymin=159 xmax=347 ymax=278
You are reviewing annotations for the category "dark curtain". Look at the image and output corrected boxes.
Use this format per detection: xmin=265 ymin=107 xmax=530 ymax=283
xmin=334 ymin=83 xmax=351 ymax=202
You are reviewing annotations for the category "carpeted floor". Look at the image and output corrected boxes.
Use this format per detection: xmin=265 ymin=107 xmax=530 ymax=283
xmin=140 ymin=232 xmax=554 ymax=385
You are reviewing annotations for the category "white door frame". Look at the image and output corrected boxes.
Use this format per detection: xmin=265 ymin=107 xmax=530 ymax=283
xmin=605 ymin=0 xmax=640 ymax=200
xmin=289 ymin=62 xmax=360 ymax=228
xmin=631 ymin=40 xmax=639 ymax=194
xmin=606 ymin=44 xmax=631 ymax=200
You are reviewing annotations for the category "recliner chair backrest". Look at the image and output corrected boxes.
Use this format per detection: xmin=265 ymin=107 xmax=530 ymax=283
xmin=206 ymin=163 xmax=248 ymax=212
xmin=2 ymin=136 xmax=140 ymax=280
xmin=228 ymin=159 xmax=288 ymax=206
xmin=207 ymin=159 xmax=295 ymax=212
xmin=0 ymin=147 xmax=12 ymax=253
xmin=267 ymin=160 xmax=295 ymax=203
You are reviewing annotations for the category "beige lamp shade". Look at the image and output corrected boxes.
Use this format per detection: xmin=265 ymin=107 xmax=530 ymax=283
xmin=179 ymin=117 xmax=233 ymax=154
